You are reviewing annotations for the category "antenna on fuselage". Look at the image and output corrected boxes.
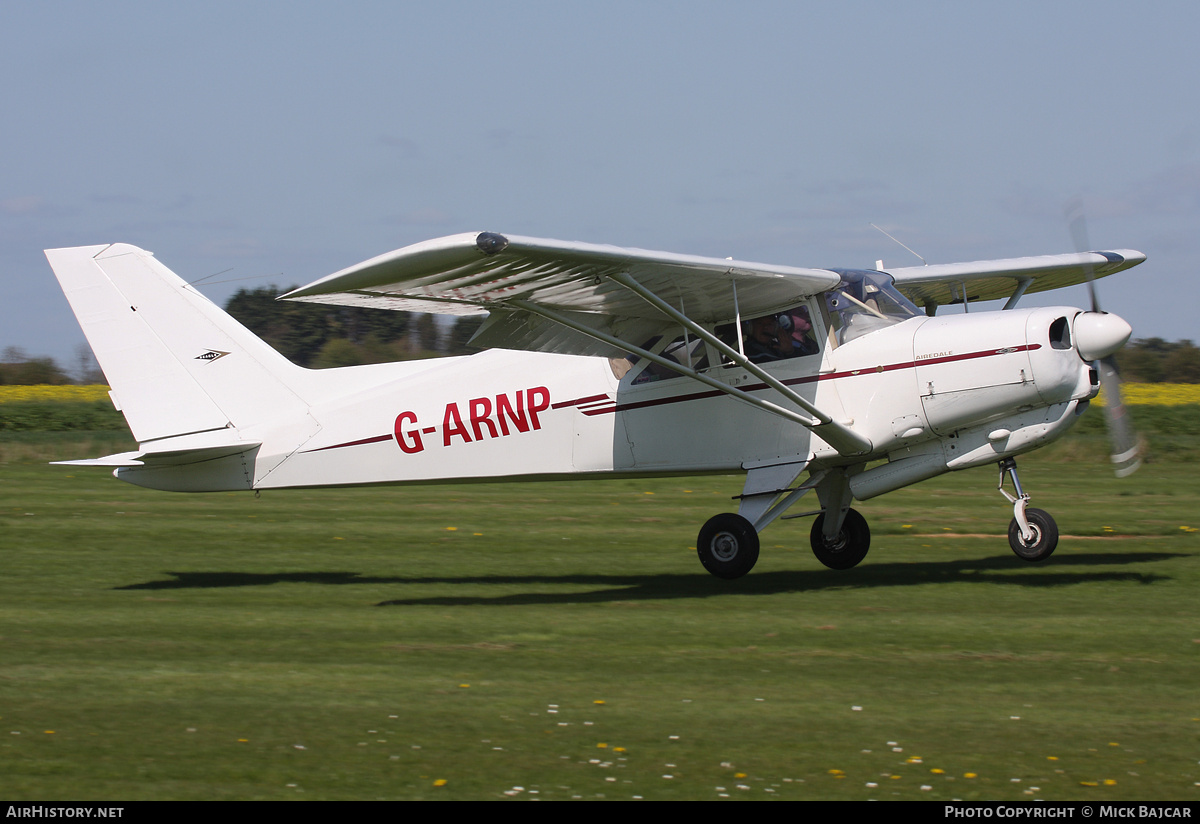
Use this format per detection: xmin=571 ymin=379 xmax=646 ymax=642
xmin=869 ymin=223 xmax=927 ymax=268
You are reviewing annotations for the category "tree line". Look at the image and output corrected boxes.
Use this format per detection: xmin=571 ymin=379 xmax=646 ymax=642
xmin=1 ymin=345 xmax=103 ymax=385
xmin=2 ymin=286 xmax=485 ymax=384
xmin=221 ymin=285 xmax=484 ymax=368
xmin=3 ymin=299 xmax=1196 ymax=383
xmin=1114 ymin=338 xmax=1200 ymax=383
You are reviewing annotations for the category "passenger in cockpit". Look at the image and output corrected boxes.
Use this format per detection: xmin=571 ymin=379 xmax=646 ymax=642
xmin=781 ymin=307 xmax=820 ymax=356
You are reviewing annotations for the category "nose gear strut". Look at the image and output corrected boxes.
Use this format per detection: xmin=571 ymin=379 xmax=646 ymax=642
xmin=998 ymin=458 xmax=1033 ymax=542
xmin=997 ymin=458 xmax=1059 ymax=562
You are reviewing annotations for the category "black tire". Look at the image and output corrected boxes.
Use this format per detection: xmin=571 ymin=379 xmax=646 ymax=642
xmin=1008 ymin=507 xmax=1058 ymax=562
xmin=697 ymin=513 xmax=760 ymax=579
xmin=810 ymin=508 xmax=871 ymax=570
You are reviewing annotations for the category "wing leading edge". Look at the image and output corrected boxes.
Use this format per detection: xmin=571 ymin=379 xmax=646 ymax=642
xmin=279 ymin=234 xmax=1145 ymax=460
xmin=286 ymin=234 xmax=1146 ymax=321
xmin=282 ymin=232 xmax=840 ymax=323
xmin=886 ymin=249 xmax=1145 ymax=309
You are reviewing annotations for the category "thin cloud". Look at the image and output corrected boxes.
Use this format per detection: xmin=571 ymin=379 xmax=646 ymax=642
xmin=193 ymin=237 xmax=265 ymax=259
xmin=380 ymin=134 xmax=422 ymax=158
xmin=2 ymin=196 xmax=60 ymax=216
xmin=88 ymin=193 xmax=143 ymax=206
xmin=999 ymin=165 xmax=1200 ymax=221
xmin=388 ymin=208 xmax=455 ymax=229
xmin=1120 ymin=164 xmax=1200 ymax=216
xmin=799 ymin=178 xmax=890 ymax=197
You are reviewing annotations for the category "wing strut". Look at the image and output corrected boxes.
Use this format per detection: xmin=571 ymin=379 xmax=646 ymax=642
xmin=509 ymin=299 xmax=825 ymax=430
xmin=1002 ymin=277 xmax=1034 ymax=310
xmin=607 ymin=272 xmax=872 ymax=456
xmin=508 ymin=276 xmax=873 ymax=458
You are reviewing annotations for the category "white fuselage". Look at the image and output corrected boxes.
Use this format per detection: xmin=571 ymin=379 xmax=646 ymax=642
xmin=115 ymin=305 xmax=1097 ymax=495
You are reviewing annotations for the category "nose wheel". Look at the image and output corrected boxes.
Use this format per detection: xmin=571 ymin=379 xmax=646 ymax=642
xmin=999 ymin=459 xmax=1059 ymax=562
xmin=1007 ymin=507 xmax=1059 ymax=561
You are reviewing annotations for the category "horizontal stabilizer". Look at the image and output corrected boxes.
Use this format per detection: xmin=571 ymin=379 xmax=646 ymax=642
xmin=52 ymin=442 xmax=261 ymax=468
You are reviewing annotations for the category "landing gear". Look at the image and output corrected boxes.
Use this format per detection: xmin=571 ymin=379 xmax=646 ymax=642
xmin=809 ymin=508 xmax=871 ymax=569
xmin=998 ymin=458 xmax=1058 ymax=562
xmin=697 ymin=513 xmax=760 ymax=579
xmin=696 ymin=469 xmax=869 ymax=577
xmin=1008 ymin=507 xmax=1058 ymax=562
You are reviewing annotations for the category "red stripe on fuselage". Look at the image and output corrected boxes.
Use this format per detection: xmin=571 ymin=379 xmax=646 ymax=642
xmin=300 ymin=344 xmax=1040 ymax=445
xmin=582 ymin=343 xmax=1041 ymax=416
xmin=302 ymin=434 xmax=394 ymax=453
xmin=552 ymin=393 xmax=610 ymax=410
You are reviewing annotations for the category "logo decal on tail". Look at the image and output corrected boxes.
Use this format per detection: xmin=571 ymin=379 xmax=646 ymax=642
xmin=196 ymin=350 xmax=230 ymax=362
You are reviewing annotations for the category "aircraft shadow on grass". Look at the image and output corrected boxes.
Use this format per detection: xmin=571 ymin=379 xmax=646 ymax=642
xmin=114 ymin=551 xmax=1184 ymax=607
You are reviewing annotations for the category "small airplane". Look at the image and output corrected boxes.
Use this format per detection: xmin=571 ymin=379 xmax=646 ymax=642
xmin=45 ymin=229 xmax=1145 ymax=578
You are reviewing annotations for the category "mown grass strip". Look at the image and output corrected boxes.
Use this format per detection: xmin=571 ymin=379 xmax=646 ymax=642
xmin=1 ymin=455 xmax=1197 ymax=800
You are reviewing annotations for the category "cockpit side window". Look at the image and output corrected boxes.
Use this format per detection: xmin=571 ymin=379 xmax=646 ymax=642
xmin=623 ymin=328 xmax=711 ymax=385
xmin=714 ymin=301 xmax=822 ymax=366
xmin=621 ymin=298 xmax=828 ymax=385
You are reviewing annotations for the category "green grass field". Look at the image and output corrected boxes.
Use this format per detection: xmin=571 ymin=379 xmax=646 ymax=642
xmin=1 ymin=424 xmax=1198 ymax=800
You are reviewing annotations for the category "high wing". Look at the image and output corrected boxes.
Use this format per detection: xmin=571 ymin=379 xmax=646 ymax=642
xmin=284 ymin=232 xmax=838 ymax=319
xmin=885 ymin=250 xmax=1145 ymax=310
xmin=283 ymin=232 xmax=840 ymax=357
xmin=285 ymin=232 xmax=872 ymax=456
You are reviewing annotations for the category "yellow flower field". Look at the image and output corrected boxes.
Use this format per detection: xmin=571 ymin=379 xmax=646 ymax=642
xmin=1099 ymin=383 xmax=1200 ymax=406
xmin=0 ymin=385 xmax=111 ymax=403
xmin=3 ymin=382 xmax=1200 ymax=406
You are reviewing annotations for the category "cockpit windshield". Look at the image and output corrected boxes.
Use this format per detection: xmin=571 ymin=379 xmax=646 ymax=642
xmin=824 ymin=269 xmax=921 ymax=344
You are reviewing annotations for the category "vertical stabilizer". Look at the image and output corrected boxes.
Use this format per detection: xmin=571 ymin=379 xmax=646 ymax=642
xmin=46 ymin=244 xmax=310 ymax=443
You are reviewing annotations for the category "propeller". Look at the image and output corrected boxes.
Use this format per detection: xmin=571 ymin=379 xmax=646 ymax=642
xmin=1065 ymin=199 xmax=1143 ymax=477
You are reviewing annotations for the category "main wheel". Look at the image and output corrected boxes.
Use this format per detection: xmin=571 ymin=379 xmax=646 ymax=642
xmin=1008 ymin=507 xmax=1058 ymax=562
xmin=697 ymin=513 xmax=760 ymax=579
xmin=810 ymin=508 xmax=870 ymax=570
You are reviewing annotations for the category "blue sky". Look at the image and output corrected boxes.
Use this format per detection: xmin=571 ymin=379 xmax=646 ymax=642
xmin=4 ymin=1 xmax=1198 ymax=370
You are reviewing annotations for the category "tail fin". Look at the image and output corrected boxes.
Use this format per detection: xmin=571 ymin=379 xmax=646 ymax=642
xmin=45 ymin=244 xmax=310 ymax=443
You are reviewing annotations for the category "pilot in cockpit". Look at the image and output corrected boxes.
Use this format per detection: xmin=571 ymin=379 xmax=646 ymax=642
xmin=746 ymin=315 xmax=792 ymax=363
xmin=746 ymin=307 xmax=820 ymax=363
